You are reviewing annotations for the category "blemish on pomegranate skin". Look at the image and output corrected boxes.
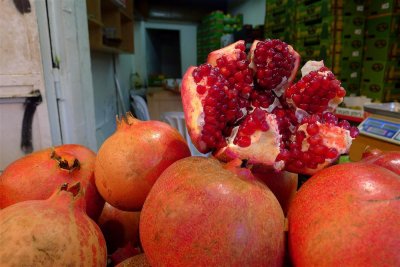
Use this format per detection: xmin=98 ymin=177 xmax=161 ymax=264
xmin=365 ymin=196 xmax=400 ymax=202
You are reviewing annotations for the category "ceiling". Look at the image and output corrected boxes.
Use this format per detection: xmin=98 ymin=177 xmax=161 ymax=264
xmin=134 ymin=0 xmax=234 ymax=22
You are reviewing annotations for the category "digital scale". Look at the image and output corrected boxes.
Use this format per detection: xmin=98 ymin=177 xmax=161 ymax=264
xmin=349 ymin=102 xmax=400 ymax=161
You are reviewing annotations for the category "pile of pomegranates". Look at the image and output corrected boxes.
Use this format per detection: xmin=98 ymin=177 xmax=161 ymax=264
xmin=0 ymin=38 xmax=398 ymax=267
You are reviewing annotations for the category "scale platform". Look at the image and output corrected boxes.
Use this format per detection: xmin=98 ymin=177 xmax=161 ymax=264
xmin=349 ymin=102 xmax=400 ymax=161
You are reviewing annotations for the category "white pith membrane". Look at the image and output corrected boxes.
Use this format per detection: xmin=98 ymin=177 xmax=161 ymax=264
xmin=181 ymin=40 xmax=358 ymax=175
xmin=214 ymin=112 xmax=281 ymax=166
xmin=290 ymin=123 xmax=353 ymax=174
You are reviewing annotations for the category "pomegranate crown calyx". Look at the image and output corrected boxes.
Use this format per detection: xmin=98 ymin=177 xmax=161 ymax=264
xmin=55 ymin=182 xmax=87 ymax=211
xmin=59 ymin=182 xmax=84 ymax=198
xmin=51 ymin=148 xmax=80 ymax=172
xmin=116 ymin=112 xmax=140 ymax=128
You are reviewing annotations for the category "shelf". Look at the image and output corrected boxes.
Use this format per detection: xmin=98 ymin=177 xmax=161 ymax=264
xmin=86 ymin=0 xmax=134 ymax=54
xmin=88 ymin=18 xmax=103 ymax=27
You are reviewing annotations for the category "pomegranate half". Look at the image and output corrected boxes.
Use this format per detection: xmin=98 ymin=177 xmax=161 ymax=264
xmin=181 ymin=39 xmax=359 ymax=175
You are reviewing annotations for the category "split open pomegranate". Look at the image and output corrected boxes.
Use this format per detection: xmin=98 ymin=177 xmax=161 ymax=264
xmin=181 ymin=39 xmax=359 ymax=175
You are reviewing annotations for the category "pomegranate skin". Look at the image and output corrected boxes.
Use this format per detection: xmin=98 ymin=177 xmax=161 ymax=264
xmin=252 ymin=165 xmax=298 ymax=216
xmin=288 ymin=163 xmax=400 ymax=267
xmin=95 ymin=113 xmax=191 ymax=211
xmin=115 ymin=253 xmax=151 ymax=267
xmin=97 ymin=202 xmax=141 ymax=253
xmin=360 ymin=149 xmax=400 ymax=176
xmin=140 ymin=157 xmax=285 ymax=267
xmin=0 ymin=144 xmax=104 ymax=220
xmin=0 ymin=183 xmax=107 ymax=266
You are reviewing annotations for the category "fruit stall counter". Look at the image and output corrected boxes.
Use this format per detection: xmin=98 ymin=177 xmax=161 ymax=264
xmin=146 ymin=86 xmax=183 ymax=121
xmin=349 ymin=102 xmax=400 ymax=161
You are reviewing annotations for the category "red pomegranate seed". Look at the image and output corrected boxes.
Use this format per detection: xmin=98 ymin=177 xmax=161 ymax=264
xmin=292 ymin=94 xmax=302 ymax=104
xmin=323 ymin=112 xmax=338 ymax=125
xmin=307 ymin=161 xmax=318 ymax=169
xmin=312 ymin=144 xmax=328 ymax=155
xmin=306 ymin=123 xmax=319 ymax=135
xmin=277 ymin=149 xmax=290 ymax=161
xmin=301 ymin=152 xmax=311 ymax=164
xmin=296 ymin=131 xmax=306 ymax=143
xmin=350 ymin=127 xmax=360 ymax=138
xmin=293 ymin=160 xmax=304 ymax=169
xmin=326 ymin=148 xmax=339 ymax=159
xmin=260 ymin=121 xmax=269 ymax=131
xmin=234 ymin=72 xmax=244 ymax=82
xmin=337 ymin=88 xmax=346 ymax=97
xmin=312 ymin=155 xmax=326 ymax=164
xmin=196 ymin=85 xmax=206 ymax=94
xmin=235 ymin=136 xmax=251 ymax=147
xmin=338 ymin=120 xmax=351 ymax=130
xmin=308 ymin=134 xmax=322 ymax=145
xmin=220 ymin=67 xmax=230 ymax=77
xmin=193 ymin=69 xmax=202 ymax=83
xmin=291 ymin=148 xmax=301 ymax=158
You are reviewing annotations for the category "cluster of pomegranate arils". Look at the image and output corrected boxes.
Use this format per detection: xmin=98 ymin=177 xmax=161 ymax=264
xmin=181 ymin=39 xmax=359 ymax=175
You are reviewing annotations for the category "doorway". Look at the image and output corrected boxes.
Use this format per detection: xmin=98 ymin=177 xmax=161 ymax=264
xmin=146 ymin=29 xmax=182 ymax=79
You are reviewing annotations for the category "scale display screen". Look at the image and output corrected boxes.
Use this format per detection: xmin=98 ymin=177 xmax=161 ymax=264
xmin=359 ymin=117 xmax=400 ymax=145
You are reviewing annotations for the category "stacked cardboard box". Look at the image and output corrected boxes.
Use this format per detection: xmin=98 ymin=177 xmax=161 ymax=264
xmin=197 ymin=11 xmax=243 ymax=65
xmin=339 ymin=0 xmax=366 ymax=95
xmin=293 ymin=0 xmax=343 ymax=71
xmin=360 ymin=0 xmax=400 ymax=101
xmin=264 ymin=0 xmax=296 ymax=43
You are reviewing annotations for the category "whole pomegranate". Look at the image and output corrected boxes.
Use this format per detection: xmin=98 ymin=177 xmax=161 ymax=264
xmin=181 ymin=39 xmax=359 ymax=175
xmin=288 ymin=162 xmax=400 ymax=266
xmin=140 ymin=157 xmax=285 ymax=267
xmin=110 ymin=242 xmax=142 ymax=266
xmin=360 ymin=148 xmax=400 ymax=175
xmin=115 ymin=253 xmax=151 ymax=267
xmin=95 ymin=113 xmax=191 ymax=211
xmin=0 ymin=182 xmax=107 ymax=266
xmin=97 ymin=202 xmax=141 ymax=253
xmin=252 ymin=165 xmax=298 ymax=215
xmin=0 ymin=144 xmax=104 ymax=220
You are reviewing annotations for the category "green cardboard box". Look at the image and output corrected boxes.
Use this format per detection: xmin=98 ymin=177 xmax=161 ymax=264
xmin=365 ymin=14 xmax=400 ymax=38
xmin=295 ymin=18 xmax=337 ymax=39
xmin=340 ymin=71 xmax=362 ymax=83
xmin=363 ymin=36 xmax=400 ymax=61
xmin=266 ymin=0 xmax=296 ymax=12
xmin=340 ymin=58 xmax=363 ymax=72
xmin=361 ymin=59 xmax=400 ymax=84
xmin=387 ymin=81 xmax=400 ymax=101
xmin=343 ymin=1 xmax=366 ymax=15
xmin=296 ymin=0 xmax=339 ymax=22
xmin=367 ymin=0 xmax=400 ymax=16
xmin=341 ymin=37 xmax=364 ymax=60
xmin=265 ymin=11 xmax=291 ymax=28
xmin=360 ymin=80 xmax=396 ymax=102
xmin=342 ymin=15 xmax=365 ymax=37
xmin=342 ymin=81 xmax=361 ymax=96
